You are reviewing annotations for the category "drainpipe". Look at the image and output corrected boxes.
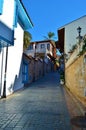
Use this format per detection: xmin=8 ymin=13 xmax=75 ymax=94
xmin=2 ymin=45 xmax=8 ymax=98
xmin=0 ymin=46 xmax=4 ymax=97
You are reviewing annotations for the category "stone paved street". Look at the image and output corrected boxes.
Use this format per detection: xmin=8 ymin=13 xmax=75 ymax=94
xmin=0 ymin=71 xmax=79 ymax=130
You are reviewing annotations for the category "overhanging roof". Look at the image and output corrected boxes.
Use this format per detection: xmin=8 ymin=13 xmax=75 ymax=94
xmin=17 ymin=0 xmax=33 ymax=30
xmin=58 ymin=15 xmax=86 ymax=30
xmin=31 ymin=40 xmax=56 ymax=48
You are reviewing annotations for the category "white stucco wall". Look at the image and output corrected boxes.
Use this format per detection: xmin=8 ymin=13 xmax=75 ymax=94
xmin=0 ymin=0 xmax=33 ymax=97
xmin=36 ymin=42 xmax=53 ymax=55
xmin=0 ymin=0 xmax=14 ymax=29
xmin=63 ymin=16 xmax=86 ymax=54
xmin=5 ymin=23 xmax=24 ymax=96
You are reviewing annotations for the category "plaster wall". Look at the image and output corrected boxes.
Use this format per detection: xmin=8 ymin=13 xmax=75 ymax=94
xmin=64 ymin=16 xmax=86 ymax=54
xmin=65 ymin=54 xmax=86 ymax=106
xmin=0 ymin=0 xmax=14 ymax=29
xmin=5 ymin=23 xmax=24 ymax=96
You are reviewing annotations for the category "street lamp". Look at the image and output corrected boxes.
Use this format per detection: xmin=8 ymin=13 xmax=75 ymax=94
xmin=77 ymin=26 xmax=82 ymax=43
xmin=77 ymin=26 xmax=82 ymax=37
xmin=76 ymin=26 xmax=83 ymax=53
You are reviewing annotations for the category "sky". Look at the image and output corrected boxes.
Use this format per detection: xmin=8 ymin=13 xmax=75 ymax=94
xmin=22 ymin=0 xmax=86 ymax=42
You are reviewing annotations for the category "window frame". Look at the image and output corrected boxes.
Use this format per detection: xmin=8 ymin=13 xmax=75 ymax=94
xmin=40 ymin=44 xmax=45 ymax=49
xmin=47 ymin=43 xmax=50 ymax=50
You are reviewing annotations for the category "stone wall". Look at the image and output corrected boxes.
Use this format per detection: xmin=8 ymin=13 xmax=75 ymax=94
xmin=23 ymin=53 xmax=55 ymax=86
xmin=28 ymin=58 xmax=34 ymax=83
xmin=65 ymin=53 xmax=86 ymax=106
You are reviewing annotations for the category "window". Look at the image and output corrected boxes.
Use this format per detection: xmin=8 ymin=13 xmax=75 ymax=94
xmin=47 ymin=44 xmax=50 ymax=50
xmin=35 ymin=44 xmax=38 ymax=49
xmin=28 ymin=44 xmax=33 ymax=50
xmin=40 ymin=44 xmax=45 ymax=49
xmin=0 ymin=0 xmax=4 ymax=15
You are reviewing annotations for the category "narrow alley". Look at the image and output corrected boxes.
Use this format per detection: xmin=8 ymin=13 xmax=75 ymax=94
xmin=0 ymin=71 xmax=84 ymax=130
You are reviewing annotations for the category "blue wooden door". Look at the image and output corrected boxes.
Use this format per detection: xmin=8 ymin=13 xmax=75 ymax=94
xmin=22 ymin=62 xmax=28 ymax=83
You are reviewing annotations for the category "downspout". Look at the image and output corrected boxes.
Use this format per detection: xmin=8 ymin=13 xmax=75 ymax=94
xmin=2 ymin=45 xmax=8 ymax=98
xmin=0 ymin=46 xmax=4 ymax=97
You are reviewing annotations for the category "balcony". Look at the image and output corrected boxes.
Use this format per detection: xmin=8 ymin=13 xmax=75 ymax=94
xmin=25 ymin=47 xmax=53 ymax=58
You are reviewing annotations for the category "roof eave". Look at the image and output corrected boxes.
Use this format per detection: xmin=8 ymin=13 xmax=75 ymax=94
xmin=17 ymin=0 xmax=33 ymax=30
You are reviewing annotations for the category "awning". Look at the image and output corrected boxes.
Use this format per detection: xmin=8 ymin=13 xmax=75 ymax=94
xmin=0 ymin=21 xmax=14 ymax=47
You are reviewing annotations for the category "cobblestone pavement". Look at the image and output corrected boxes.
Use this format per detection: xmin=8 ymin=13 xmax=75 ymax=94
xmin=0 ymin=71 xmax=81 ymax=130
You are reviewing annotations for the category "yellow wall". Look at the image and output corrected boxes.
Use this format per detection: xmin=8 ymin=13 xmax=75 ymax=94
xmin=65 ymin=54 xmax=86 ymax=106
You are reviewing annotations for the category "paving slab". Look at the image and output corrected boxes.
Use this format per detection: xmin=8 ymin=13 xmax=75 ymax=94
xmin=0 ymin=71 xmax=72 ymax=130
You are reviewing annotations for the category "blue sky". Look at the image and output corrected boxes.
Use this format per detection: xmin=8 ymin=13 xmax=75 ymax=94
xmin=22 ymin=0 xmax=86 ymax=42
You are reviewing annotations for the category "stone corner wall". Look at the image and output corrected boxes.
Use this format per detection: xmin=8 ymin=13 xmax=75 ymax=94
xmin=65 ymin=54 xmax=86 ymax=106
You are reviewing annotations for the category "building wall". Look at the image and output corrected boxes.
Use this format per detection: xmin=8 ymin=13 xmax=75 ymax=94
xmin=23 ymin=53 xmax=54 ymax=86
xmin=28 ymin=59 xmax=34 ymax=83
xmin=61 ymin=16 xmax=86 ymax=106
xmin=35 ymin=60 xmax=38 ymax=80
xmin=0 ymin=0 xmax=23 ymax=96
xmin=1 ymin=23 xmax=24 ymax=96
xmin=38 ymin=60 xmax=43 ymax=77
xmin=13 ymin=60 xmax=23 ymax=92
xmin=37 ymin=42 xmax=53 ymax=56
xmin=64 ymin=16 xmax=86 ymax=54
xmin=25 ymin=41 xmax=54 ymax=58
xmin=65 ymin=53 xmax=86 ymax=106
xmin=0 ymin=0 xmax=14 ymax=28
xmin=0 ymin=0 xmax=33 ymax=97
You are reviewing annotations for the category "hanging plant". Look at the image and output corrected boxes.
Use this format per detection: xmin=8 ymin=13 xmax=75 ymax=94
xmin=83 ymin=34 xmax=86 ymax=44
xmin=68 ymin=44 xmax=77 ymax=54
xmin=71 ymin=44 xmax=77 ymax=51
xmin=82 ymin=42 xmax=86 ymax=52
